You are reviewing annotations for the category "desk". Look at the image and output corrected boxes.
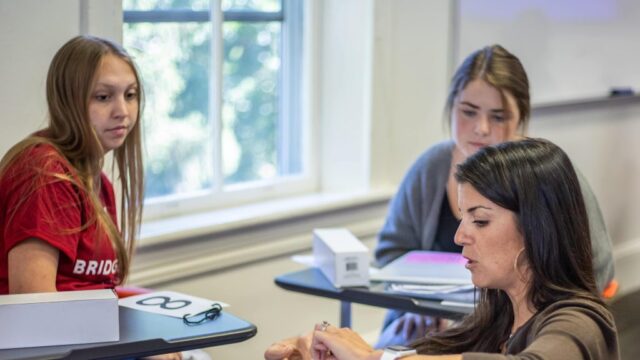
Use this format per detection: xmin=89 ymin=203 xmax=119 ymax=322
xmin=0 ymin=306 xmax=256 ymax=359
xmin=275 ymin=268 xmax=473 ymax=327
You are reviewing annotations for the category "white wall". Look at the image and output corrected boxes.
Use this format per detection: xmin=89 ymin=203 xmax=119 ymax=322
xmin=0 ymin=0 xmax=77 ymax=155
xmin=0 ymin=0 xmax=122 ymax=157
xmin=369 ymin=0 xmax=452 ymax=188
xmin=2 ymin=1 xmax=640 ymax=358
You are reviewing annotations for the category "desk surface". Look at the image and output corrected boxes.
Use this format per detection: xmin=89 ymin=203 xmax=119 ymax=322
xmin=275 ymin=268 xmax=473 ymax=320
xmin=0 ymin=306 xmax=256 ymax=360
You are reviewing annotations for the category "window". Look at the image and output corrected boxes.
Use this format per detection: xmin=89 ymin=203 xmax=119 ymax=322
xmin=123 ymin=0 xmax=307 ymax=218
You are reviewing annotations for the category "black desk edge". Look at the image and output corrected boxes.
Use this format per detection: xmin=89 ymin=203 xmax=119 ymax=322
xmin=275 ymin=268 xmax=472 ymax=320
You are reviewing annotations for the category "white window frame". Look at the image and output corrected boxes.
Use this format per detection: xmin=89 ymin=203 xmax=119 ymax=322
xmin=118 ymin=0 xmax=456 ymax=279
xmin=123 ymin=0 xmax=316 ymax=221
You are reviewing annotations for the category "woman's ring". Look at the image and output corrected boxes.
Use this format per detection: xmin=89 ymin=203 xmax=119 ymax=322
xmin=320 ymin=320 xmax=330 ymax=331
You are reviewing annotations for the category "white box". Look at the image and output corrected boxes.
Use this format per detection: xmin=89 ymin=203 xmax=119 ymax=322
xmin=0 ymin=289 xmax=119 ymax=349
xmin=313 ymin=228 xmax=369 ymax=287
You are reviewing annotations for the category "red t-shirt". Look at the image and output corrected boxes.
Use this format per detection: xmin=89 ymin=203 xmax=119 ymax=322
xmin=0 ymin=144 xmax=119 ymax=293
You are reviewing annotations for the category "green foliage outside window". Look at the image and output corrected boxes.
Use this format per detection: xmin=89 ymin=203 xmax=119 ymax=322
xmin=123 ymin=0 xmax=283 ymax=199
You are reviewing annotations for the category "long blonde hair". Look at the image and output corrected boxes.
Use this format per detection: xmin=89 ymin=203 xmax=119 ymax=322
xmin=0 ymin=35 xmax=144 ymax=284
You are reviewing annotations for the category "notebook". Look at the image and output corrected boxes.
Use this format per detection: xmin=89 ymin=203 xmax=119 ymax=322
xmin=370 ymin=250 xmax=472 ymax=285
xmin=385 ymin=283 xmax=476 ymax=303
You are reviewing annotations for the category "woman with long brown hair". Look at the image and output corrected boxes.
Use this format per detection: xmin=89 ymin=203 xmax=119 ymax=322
xmin=0 ymin=35 xmax=143 ymax=296
xmin=264 ymin=45 xmax=616 ymax=357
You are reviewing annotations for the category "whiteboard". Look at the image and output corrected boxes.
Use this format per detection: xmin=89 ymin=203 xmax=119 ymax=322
xmin=455 ymin=0 xmax=640 ymax=105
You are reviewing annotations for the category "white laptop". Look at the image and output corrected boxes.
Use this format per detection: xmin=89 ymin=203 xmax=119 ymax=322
xmin=370 ymin=250 xmax=472 ymax=285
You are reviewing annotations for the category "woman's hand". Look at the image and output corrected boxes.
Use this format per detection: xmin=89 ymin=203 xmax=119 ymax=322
xmin=264 ymin=332 xmax=313 ymax=360
xmin=311 ymin=323 xmax=381 ymax=360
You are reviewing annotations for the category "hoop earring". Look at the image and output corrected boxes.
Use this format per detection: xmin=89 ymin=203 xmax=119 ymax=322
xmin=513 ymin=247 xmax=527 ymax=281
xmin=513 ymin=248 xmax=525 ymax=270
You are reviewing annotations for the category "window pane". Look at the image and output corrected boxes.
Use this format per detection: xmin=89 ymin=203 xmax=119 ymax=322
xmin=124 ymin=0 xmax=210 ymax=11
xmin=123 ymin=0 xmax=304 ymax=204
xmin=123 ymin=22 xmax=214 ymax=198
xmin=221 ymin=0 xmax=280 ymax=12
xmin=222 ymin=21 xmax=282 ymax=184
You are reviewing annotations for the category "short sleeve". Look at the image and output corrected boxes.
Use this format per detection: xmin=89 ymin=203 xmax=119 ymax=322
xmin=2 ymin=149 xmax=83 ymax=261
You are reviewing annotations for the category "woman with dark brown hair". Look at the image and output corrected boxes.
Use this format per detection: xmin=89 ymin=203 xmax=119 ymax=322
xmin=286 ymin=139 xmax=620 ymax=360
xmin=264 ymin=45 xmax=615 ymax=357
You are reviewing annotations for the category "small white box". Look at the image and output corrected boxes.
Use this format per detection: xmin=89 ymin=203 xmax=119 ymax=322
xmin=0 ymin=289 xmax=119 ymax=349
xmin=313 ymin=228 xmax=369 ymax=287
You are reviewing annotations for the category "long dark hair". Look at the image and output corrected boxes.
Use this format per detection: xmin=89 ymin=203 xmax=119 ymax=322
xmin=413 ymin=138 xmax=601 ymax=354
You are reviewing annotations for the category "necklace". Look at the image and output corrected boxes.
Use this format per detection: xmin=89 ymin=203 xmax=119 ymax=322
xmin=506 ymin=327 xmax=521 ymax=347
xmin=506 ymin=329 xmax=517 ymax=346
xmin=506 ymin=331 xmax=515 ymax=345
xmin=503 ymin=331 xmax=515 ymax=353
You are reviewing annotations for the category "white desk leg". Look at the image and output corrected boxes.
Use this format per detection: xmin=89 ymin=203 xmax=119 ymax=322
xmin=340 ymin=301 xmax=352 ymax=327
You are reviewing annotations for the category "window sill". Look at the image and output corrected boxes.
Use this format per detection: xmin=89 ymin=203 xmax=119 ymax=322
xmin=132 ymin=188 xmax=394 ymax=286
xmin=139 ymin=187 xmax=395 ymax=249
